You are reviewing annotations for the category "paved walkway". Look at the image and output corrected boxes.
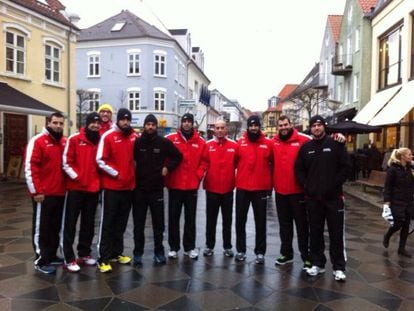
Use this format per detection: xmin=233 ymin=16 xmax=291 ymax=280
xmin=0 ymin=181 xmax=413 ymax=310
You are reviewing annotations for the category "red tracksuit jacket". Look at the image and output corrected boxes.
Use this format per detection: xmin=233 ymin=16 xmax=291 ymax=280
xmin=235 ymin=131 xmax=273 ymax=191
xmin=96 ymin=125 xmax=137 ymax=190
xmin=203 ymin=137 xmax=237 ymax=194
xmin=164 ymin=129 xmax=206 ymax=190
xmin=272 ymin=129 xmax=311 ymax=195
xmin=63 ymin=128 xmax=100 ymax=193
xmin=24 ymin=128 xmax=66 ymax=196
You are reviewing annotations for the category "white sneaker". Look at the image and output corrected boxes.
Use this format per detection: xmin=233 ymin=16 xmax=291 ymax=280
xmin=333 ymin=270 xmax=346 ymax=281
xmin=64 ymin=261 xmax=81 ymax=273
xmin=306 ymin=265 xmax=325 ymax=276
xmin=77 ymin=256 xmax=97 ymax=266
xmin=168 ymin=250 xmax=178 ymax=259
xmin=184 ymin=249 xmax=199 ymax=259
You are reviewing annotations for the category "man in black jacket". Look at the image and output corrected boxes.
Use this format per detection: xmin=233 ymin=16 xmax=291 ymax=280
xmin=295 ymin=115 xmax=350 ymax=282
xmin=132 ymin=114 xmax=182 ymax=265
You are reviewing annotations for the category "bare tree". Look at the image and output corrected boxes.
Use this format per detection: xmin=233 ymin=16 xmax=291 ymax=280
xmin=76 ymin=89 xmax=90 ymax=130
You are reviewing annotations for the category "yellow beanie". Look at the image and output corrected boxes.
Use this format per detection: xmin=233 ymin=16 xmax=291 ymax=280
xmin=97 ymin=103 xmax=113 ymax=113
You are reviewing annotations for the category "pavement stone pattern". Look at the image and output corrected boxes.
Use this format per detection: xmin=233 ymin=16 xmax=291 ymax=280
xmin=0 ymin=181 xmax=413 ymax=310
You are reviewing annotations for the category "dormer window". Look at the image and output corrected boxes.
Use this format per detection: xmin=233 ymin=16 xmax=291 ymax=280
xmin=111 ymin=22 xmax=125 ymax=32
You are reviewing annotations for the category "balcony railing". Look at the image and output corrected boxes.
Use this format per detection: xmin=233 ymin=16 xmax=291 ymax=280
xmin=331 ymin=54 xmax=353 ymax=76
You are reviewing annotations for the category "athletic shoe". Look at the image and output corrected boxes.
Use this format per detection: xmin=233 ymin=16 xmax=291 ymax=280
xmin=255 ymin=254 xmax=265 ymax=265
xmin=111 ymin=255 xmax=131 ymax=264
xmin=306 ymin=265 xmax=325 ymax=276
xmin=274 ymin=255 xmax=293 ymax=266
xmin=50 ymin=256 xmax=64 ymax=265
xmin=184 ymin=249 xmax=199 ymax=259
xmin=153 ymin=254 xmax=167 ymax=265
xmin=303 ymin=260 xmax=312 ymax=270
xmin=98 ymin=262 xmax=112 ymax=273
xmin=77 ymin=256 xmax=96 ymax=266
xmin=34 ymin=264 xmax=56 ymax=274
xmin=333 ymin=270 xmax=346 ymax=281
xmin=168 ymin=250 xmax=178 ymax=259
xmin=64 ymin=261 xmax=81 ymax=273
xmin=224 ymin=249 xmax=234 ymax=257
xmin=235 ymin=252 xmax=247 ymax=262
xmin=398 ymin=249 xmax=412 ymax=258
xmin=203 ymin=248 xmax=214 ymax=256
xmin=133 ymin=255 xmax=142 ymax=266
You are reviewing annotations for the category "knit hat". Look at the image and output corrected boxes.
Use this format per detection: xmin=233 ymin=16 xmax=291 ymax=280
xmin=117 ymin=108 xmax=132 ymax=121
xmin=181 ymin=113 xmax=194 ymax=124
xmin=86 ymin=112 xmax=101 ymax=126
xmin=247 ymin=115 xmax=261 ymax=127
xmin=309 ymin=115 xmax=326 ymax=127
xmin=97 ymin=103 xmax=113 ymax=113
xmin=144 ymin=114 xmax=158 ymax=126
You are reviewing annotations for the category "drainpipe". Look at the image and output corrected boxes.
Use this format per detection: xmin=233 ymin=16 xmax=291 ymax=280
xmin=67 ymin=25 xmax=72 ymax=135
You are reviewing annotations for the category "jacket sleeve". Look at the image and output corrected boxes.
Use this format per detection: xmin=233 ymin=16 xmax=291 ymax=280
xmin=294 ymin=146 xmax=307 ymax=188
xmin=196 ymin=142 xmax=208 ymax=180
xmin=334 ymin=143 xmax=351 ymax=187
xmin=62 ymin=135 xmax=79 ymax=180
xmin=383 ymin=167 xmax=395 ymax=202
xmin=96 ymin=135 xmax=118 ymax=177
xmin=165 ymin=138 xmax=183 ymax=172
xmin=24 ymin=137 xmax=43 ymax=195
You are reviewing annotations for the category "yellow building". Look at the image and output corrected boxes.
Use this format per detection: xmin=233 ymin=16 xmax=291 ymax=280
xmin=0 ymin=0 xmax=78 ymax=178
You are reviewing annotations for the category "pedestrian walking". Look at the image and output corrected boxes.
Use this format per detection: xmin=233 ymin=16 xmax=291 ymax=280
xmin=165 ymin=113 xmax=206 ymax=260
xmin=96 ymin=108 xmax=137 ymax=272
xmin=24 ymin=112 xmax=66 ymax=274
xmin=234 ymin=115 xmax=273 ymax=264
xmin=272 ymin=115 xmax=311 ymax=269
xmin=382 ymin=148 xmax=414 ymax=258
xmin=202 ymin=120 xmax=237 ymax=258
xmin=132 ymin=114 xmax=182 ymax=266
xmin=295 ymin=115 xmax=350 ymax=281
xmin=61 ymin=112 xmax=101 ymax=272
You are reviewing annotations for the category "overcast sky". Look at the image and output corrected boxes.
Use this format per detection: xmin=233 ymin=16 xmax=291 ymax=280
xmin=65 ymin=0 xmax=346 ymax=111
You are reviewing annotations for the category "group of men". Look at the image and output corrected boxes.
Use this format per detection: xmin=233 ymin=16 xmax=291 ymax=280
xmin=24 ymin=104 xmax=350 ymax=282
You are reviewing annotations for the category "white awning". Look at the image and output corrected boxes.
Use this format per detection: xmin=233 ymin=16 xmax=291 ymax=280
xmin=353 ymin=85 xmax=401 ymax=124
xmin=369 ymin=81 xmax=414 ymax=126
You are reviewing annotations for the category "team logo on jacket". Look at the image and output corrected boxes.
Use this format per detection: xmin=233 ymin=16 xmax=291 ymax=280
xmin=79 ymin=141 xmax=87 ymax=146
xmin=153 ymin=148 xmax=161 ymax=153
xmin=291 ymin=142 xmax=300 ymax=146
xmin=323 ymin=148 xmax=332 ymax=152
xmin=259 ymin=145 xmax=268 ymax=149
xmin=227 ymin=148 xmax=235 ymax=152
xmin=192 ymin=144 xmax=199 ymax=148
xmin=308 ymin=150 xmax=315 ymax=154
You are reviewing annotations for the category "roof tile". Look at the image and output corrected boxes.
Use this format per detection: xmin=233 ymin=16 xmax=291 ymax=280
xmin=327 ymin=15 xmax=343 ymax=42
xmin=358 ymin=0 xmax=378 ymax=14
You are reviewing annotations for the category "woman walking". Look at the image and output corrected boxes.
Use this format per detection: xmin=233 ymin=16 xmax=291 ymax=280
xmin=383 ymin=148 xmax=414 ymax=258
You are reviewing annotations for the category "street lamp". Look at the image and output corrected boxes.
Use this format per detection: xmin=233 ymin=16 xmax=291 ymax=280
xmin=326 ymin=99 xmax=342 ymax=124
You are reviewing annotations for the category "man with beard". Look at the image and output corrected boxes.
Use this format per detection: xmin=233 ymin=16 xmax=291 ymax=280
xmin=97 ymin=103 xmax=113 ymax=135
xmin=96 ymin=108 xmax=137 ymax=272
xmin=202 ymin=120 xmax=237 ymax=257
xmin=61 ymin=112 xmax=101 ymax=272
xmin=234 ymin=115 xmax=273 ymax=264
xmin=295 ymin=115 xmax=350 ymax=282
xmin=25 ymin=112 xmax=66 ymax=274
xmin=165 ymin=113 xmax=206 ymax=260
xmin=132 ymin=114 xmax=182 ymax=266
xmin=273 ymin=115 xmax=311 ymax=269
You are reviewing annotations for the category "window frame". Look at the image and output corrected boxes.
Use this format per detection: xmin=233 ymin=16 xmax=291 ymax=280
xmin=153 ymin=51 xmax=167 ymax=77
xmin=127 ymin=49 xmax=141 ymax=76
xmin=5 ymin=30 xmax=26 ymax=75
xmin=154 ymin=88 xmax=166 ymax=111
xmin=127 ymin=88 xmax=141 ymax=111
xmin=87 ymin=51 xmax=101 ymax=78
xmin=44 ymin=43 xmax=61 ymax=83
xmin=87 ymin=90 xmax=100 ymax=112
xmin=353 ymin=74 xmax=359 ymax=102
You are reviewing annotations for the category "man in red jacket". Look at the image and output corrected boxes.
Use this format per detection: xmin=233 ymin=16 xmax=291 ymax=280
xmin=61 ymin=112 xmax=101 ymax=272
xmin=202 ymin=120 xmax=237 ymax=257
xmin=235 ymin=115 xmax=273 ymax=264
xmin=165 ymin=113 xmax=206 ymax=259
xmin=96 ymin=108 xmax=137 ymax=272
xmin=273 ymin=115 xmax=311 ymax=269
xmin=25 ymin=112 xmax=66 ymax=274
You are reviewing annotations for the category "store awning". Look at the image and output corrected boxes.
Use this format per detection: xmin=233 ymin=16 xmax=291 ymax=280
xmin=369 ymin=81 xmax=414 ymax=126
xmin=0 ymin=82 xmax=57 ymax=116
xmin=353 ymin=85 xmax=401 ymax=124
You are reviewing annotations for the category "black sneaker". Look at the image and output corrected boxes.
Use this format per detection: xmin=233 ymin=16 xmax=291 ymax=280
xmin=203 ymin=248 xmax=214 ymax=256
xmin=275 ymin=255 xmax=293 ymax=265
xmin=153 ymin=254 xmax=166 ymax=265
xmin=34 ymin=264 xmax=56 ymax=274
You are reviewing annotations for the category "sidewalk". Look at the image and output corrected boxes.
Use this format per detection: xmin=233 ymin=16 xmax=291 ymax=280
xmin=343 ymin=181 xmax=383 ymax=209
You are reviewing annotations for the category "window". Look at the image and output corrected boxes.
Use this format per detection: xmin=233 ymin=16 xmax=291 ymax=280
xmin=6 ymin=31 xmax=25 ymax=75
xmin=87 ymin=52 xmax=100 ymax=77
xmin=45 ymin=44 xmax=60 ymax=83
xmin=175 ymin=58 xmax=179 ymax=81
xmin=154 ymin=52 xmax=166 ymax=76
xmin=354 ymin=28 xmax=360 ymax=52
xmin=128 ymin=91 xmax=140 ymax=111
xmin=411 ymin=14 xmax=414 ymax=78
xmin=379 ymin=25 xmax=402 ymax=89
xmin=348 ymin=4 xmax=353 ymax=22
xmin=87 ymin=91 xmax=100 ymax=111
xmin=337 ymin=83 xmax=342 ymax=101
xmin=154 ymin=90 xmax=165 ymax=111
xmin=353 ymin=74 xmax=359 ymax=102
xmin=269 ymin=115 xmax=275 ymax=127
xmin=111 ymin=22 xmax=125 ymax=32
xmin=346 ymin=34 xmax=352 ymax=65
xmin=345 ymin=79 xmax=351 ymax=104
xmin=128 ymin=53 xmax=140 ymax=75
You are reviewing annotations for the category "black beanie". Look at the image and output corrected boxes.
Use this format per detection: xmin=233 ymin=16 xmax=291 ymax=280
xmin=181 ymin=113 xmax=194 ymax=124
xmin=247 ymin=115 xmax=261 ymax=127
xmin=144 ymin=114 xmax=158 ymax=126
xmin=86 ymin=112 xmax=100 ymax=126
xmin=309 ymin=115 xmax=326 ymax=127
xmin=117 ymin=108 xmax=132 ymax=121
